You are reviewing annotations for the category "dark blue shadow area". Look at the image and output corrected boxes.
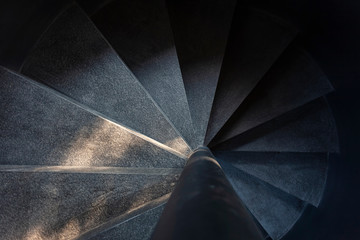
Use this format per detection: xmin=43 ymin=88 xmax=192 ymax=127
xmin=237 ymin=0 xmax=360 ymax=239
xmin=0 ymin=0 xmax=359 ymax=239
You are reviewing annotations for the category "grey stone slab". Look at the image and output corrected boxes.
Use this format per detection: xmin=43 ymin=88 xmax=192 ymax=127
xmin=91 ymin=0 xmax=195 ymax=148
xmin=218 ymin=160 xmax=306 ymax=240
xmin=90 ymin=205 xmax=165 ymax=240
xmin=0 ymin=171 xmax=178 ymax=240
xmin=20 ymin=4 xmax=190 ymax=155
xmin=208 ymin=45 xmax=334 ymax=145
xmin=214 ymin=151 xmax=328 ymax=206
xmin=167 ymin=0 xmax=237 ymax=145
xmin=206 ymin=7 xmax=298 ymax=144
xmin=213 ymin=99 xmax=339 ymax=153
xmin=78 ymin=194 xmax=169 ymax=239
xmin=0 ymin=67 xmax=186 ymax=167
xmin=0 ymin=165 xmax=183 ymax=176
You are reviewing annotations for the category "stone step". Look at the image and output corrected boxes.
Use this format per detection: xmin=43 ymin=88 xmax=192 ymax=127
xmin=167 ymin=0 xmax=237 ymax=145
xmin=0 ymin=67 xmax=186 ymax=167
xmin=0 ymin=165 xmax=183 ymax=176
xmin=87 ymin=203 xmax=165 ymax=240
xmin=78 ymin=194 xmax=169 ymax=240
xmin=208 ymin=45 xmax=333 ymax=145
xmin=0 ymin=170 xmax=179 ymax=240
xmin=206 ymin=7 xmax=298 ymax=144
xmin=214 ymin=151 xmax=328 ymax=207
xmin=20 ymin=4 xmax=190 ymax=155
xmin=212 ymin=98 xmax=339 ymax=153
xmin=90 ymin=0 xmax=195 ymax=148
xmin=219 ymin=160 xmax=306 ymax=240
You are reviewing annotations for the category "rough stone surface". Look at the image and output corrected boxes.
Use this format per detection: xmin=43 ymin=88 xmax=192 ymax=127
xmin=0 ymin=171 xmax=179 ymax=240
xmin=0 ymin=67 xmax=186 ymax=167
xmin=209 ymin=45 xmax=333 ymax=145
xmin=167 ymin=0 xmax=237 ymax=145
xmin=91 ymin=205 xmax=164 ymax=240
xmin=91 ymin=0 xmax=195 ymax=148
xmin=218 ymin=160 xmax=306 ymax=240
xmin=206 ymin=7 xmax=298 ymax=144
xmin=214 ymin=151 xmax=328 ymax=206
xmin=20 ymin=4 xmax=190 ymax=155
xmin=0 ymin=165 xmax=183 ymax=176
xmin=213 ymin=99 xmax=339 ymax=152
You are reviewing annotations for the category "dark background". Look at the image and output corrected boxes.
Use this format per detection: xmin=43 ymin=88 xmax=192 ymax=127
xmin=0 ymin=0 xmax=359 ymax=239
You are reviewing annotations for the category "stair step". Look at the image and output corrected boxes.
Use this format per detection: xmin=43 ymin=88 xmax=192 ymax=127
xmin=20 ymin=4 xmax=190 ymax=155
xmin=206 ymin=7 xmax=298 ymax=144
xmin=209 ymin=45 xmax=334 ymax=145
xmin=0 ymin=171 xmax=179 ymax=240
xmin=214 ymin=151 xmax=328 ymax=206
xmin=0 ymin=165 xmax=183 ymax=176
xmin=89 ymin=204 xmax=165 ymax=240
xmin=78 ymin=194 xmax=169 ymax=240
xmin=167 ymin=0 xmax=237 ymax=145
xmin=213 ymin=98 xmax=339 ymax=152
xmin=90 ymin=0 xmax=195 ymax=148
xmin=0 ymin=67 xmax=186 ymax=167
xmin=219 ymin=160 xmax=306 ymax=240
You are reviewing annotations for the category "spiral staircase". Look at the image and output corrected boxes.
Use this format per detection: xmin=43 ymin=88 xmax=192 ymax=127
xmin=0 ymin=0 xmax=340 ymax=239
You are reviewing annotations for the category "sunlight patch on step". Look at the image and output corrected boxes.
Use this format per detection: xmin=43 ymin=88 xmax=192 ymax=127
xmin=18 ymin=174 xmax=177 ymax=240
xmin=165 ymin=136 xmax=191 ymax=158
xmin=57 ymin=118 xmax=134 ymax=167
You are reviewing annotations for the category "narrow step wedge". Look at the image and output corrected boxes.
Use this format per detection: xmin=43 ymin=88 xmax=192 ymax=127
xmin=218 ymin=160 xmax=306 ymax=240
xmin=90 ymin=0 xmax=195 ymax=148
xmin=0 ymin=67 xmax=186 ymax=167
xmin=0 ymin=170 xmax=178 ymax=240
xmin=209 ymin=45 xmax=333 ymax=145
xmin=167 ymin=0 xmax=237 ymax=145
xmin=206 ymin=7 xmax=298 ymax=144
xmin=20 ymin=4 xmax=190 ymax=155
xmin=214 ymin=151 xmax=328 ymax=206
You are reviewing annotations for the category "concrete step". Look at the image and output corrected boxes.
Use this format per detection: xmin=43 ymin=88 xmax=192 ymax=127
xmin=20 ymin=4 xmax=190 ymax=155
xmin=206 ymin=7 xmax=298 ymax=144
xmin=0 ymin=169 xmax=179 ymax=240
xmin=208 ymin=45 xmax=334 ymax=145
xmin=0 ymin=165 xmax=183 ymax=176
xmin=219 ymin=160 xmax=306 ymax=240
xmin=214 ymin=151 xmax=328 ymax=207
xmin=0 ymin=67 xmax=186 ymax=167
xmin=212 ymin=98 xmax=339 ymax=153
xmin=90 ymin=0 xmax=195 ymax=148
xmin=78 ymin=194 xmax=169 ymax=239
xmin=86 ymin=203 xmax=165 ymax=240
xmin=167 ymin=0 xmax=237 ymax=145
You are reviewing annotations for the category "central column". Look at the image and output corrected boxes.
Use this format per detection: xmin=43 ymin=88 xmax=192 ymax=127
xmin=151 ymin=147 xmax=264 ymax=240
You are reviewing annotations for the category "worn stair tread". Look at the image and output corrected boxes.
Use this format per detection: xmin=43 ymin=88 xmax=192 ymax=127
xmin=20 ymin=4 xmax=190 ymax=155
xmin=213 ymin=98 xmax=339 ymax=153
xmin=91 ymin=0 xmax=195 ymax=148
xmin=209 ymin=45 xmax=334 ymax=145
xmin=214 ymin=151 xmax=328 ymax=206
xmin=0 ymin=67 xmax=186 ymax=168
xmin=78 ymin=194 xmax=169 ymax=240
xmin=205 ymin=7 xmax=298 ymax=144
xmin=167 ymin=0 xmax=237 ymax=145
xmin=89 ymin=204 xmax=165 ymax=240
xmin=0 ymin=171 xmax=178 ymax=240
xmin=218 ymin=160 xmax=306 ymax=240
xmin=0 ymin=165 xmax=183 ymax=176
